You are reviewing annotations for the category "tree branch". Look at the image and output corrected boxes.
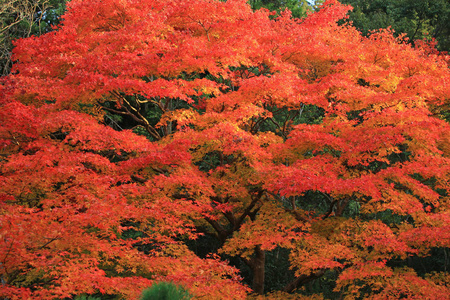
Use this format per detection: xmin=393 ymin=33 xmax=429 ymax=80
xmin=109 ymin=91 xmax=162 ymax=140
xmin=283 ymin=270 xmax=326 ymax=293
xmin=204 ymin=216 xmax=228 ymax=243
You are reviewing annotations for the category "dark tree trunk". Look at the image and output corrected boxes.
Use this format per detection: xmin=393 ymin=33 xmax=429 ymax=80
xmin=251 ymin=246 xmax=266 ymax=294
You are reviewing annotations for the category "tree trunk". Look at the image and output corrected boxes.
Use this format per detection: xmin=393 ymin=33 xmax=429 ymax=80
xmin=251 ymin=246 xmax=266 ymax=294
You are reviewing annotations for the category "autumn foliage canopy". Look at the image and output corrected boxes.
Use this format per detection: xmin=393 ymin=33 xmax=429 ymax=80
xmin=1 ymin=0 xmax=450 ymax=299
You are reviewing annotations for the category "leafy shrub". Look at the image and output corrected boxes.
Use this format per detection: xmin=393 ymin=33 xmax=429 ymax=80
xmin=140 ymin=282 xmax=192 ymax=300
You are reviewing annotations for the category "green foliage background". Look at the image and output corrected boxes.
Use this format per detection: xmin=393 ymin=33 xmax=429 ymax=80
xmin=339 ymin=0 xmax=450 ymax=52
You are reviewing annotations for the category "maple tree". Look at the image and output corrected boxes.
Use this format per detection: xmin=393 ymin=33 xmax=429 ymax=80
xmin=1 ymin=0 xmax=450 ymax=299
